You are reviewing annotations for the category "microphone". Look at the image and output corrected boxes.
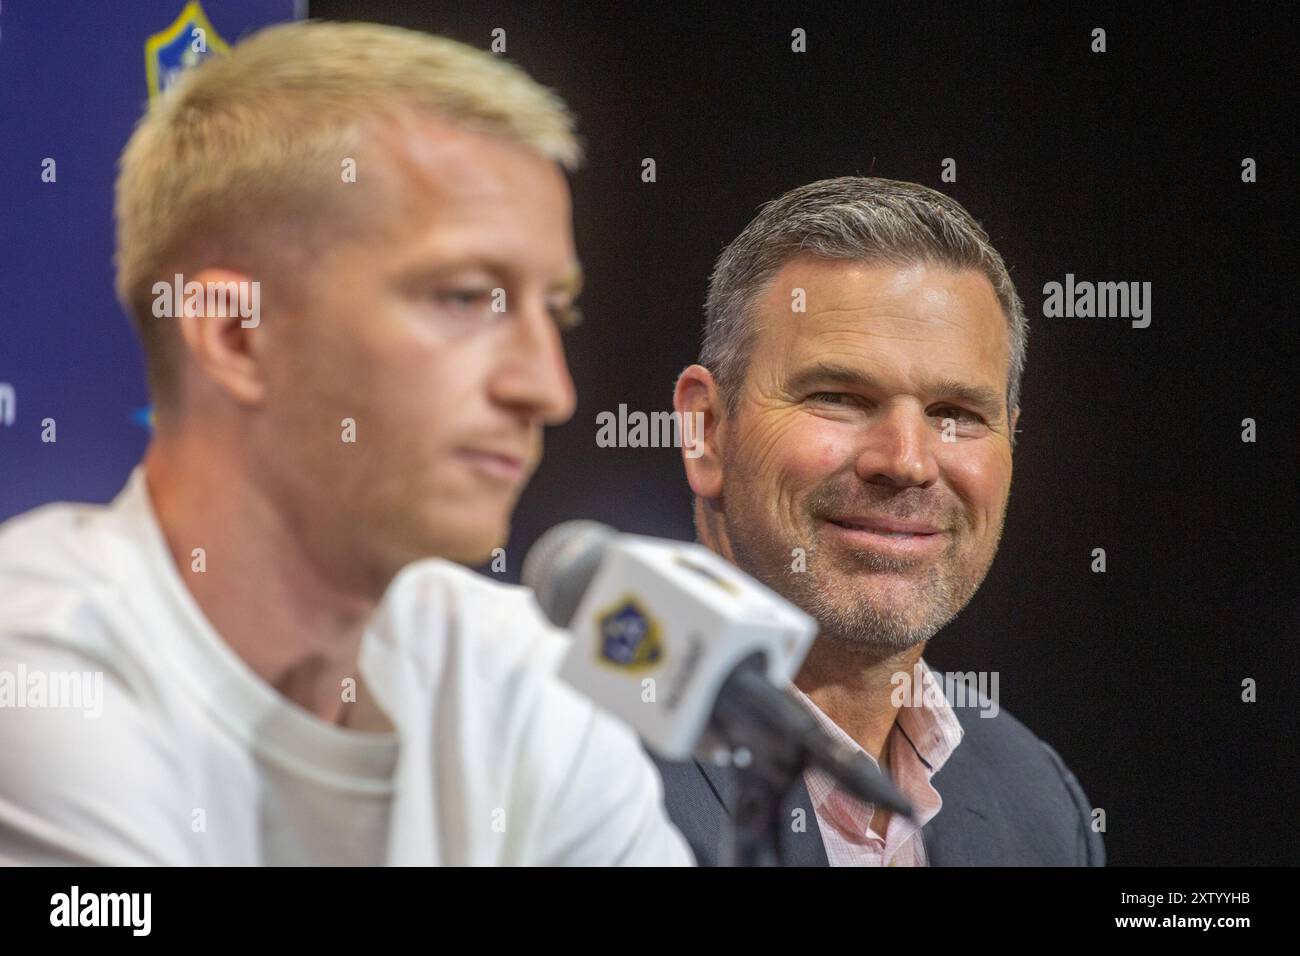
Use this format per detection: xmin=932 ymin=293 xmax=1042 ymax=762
xmin=522 ymin=521 xmax=914 ymax=819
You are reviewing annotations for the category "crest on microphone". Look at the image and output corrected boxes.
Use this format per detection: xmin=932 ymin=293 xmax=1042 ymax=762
xmin=596 ymin=597 xmax=664 ymax=670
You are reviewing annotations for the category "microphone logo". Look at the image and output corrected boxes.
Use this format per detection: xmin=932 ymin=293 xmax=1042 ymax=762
xmin=595 ymin=597 xmax=665 ymax=670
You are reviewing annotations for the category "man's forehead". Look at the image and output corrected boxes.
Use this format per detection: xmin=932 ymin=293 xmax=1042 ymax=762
xmin=770 ymin=256 xmax=996 ymax=311
xmin=350 ymin=109 xmax=577 ymax=273
xmin=756 ymin=256 xmax=1008 ymax=368
xmin=367 ymin=107 xmax=563 ymax=202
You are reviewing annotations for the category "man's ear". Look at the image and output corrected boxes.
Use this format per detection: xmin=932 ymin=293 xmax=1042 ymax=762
xmin=173 ymin=267 xmax=268 ymax=407
xmin=1010 ymin=405 xmax=1021 ymax=437
xmin=674 ymin=364 xmax=726 ymax=500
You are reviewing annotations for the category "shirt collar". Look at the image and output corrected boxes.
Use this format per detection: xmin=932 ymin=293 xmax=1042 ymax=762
xmin=789 ymin=657 xmax=965 ymax=811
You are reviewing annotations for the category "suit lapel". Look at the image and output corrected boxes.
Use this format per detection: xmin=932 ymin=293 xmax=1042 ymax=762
xmin=922 ymin=805 xmax=977 ymax=866
xmin=696 ymin=757 xmax=737 ymax=818
xmin=778 ymin=771 xmax=830 ymax=866
xmin=922 ymin=702 xmax=1014 ymax=865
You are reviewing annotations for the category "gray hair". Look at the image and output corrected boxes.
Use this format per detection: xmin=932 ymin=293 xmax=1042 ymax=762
xmin=701 ymin=177 xmax=1027 ymax=446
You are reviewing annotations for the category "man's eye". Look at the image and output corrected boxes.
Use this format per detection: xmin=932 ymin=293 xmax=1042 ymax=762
xmin=435 ymin=289 xmax=494 ymax=310
xmin=934 ymin=406 xmax=985 ymax=424
xmin=807 ymin=391 xmax=858 ymax=405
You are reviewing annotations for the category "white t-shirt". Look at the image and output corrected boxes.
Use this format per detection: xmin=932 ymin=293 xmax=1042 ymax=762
xmin=0 ymin=468 xmax=693 ymax=866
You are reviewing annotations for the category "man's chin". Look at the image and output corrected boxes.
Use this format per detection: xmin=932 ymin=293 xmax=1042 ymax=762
xmin=801 ymin=577 xmax=942 ymax=639
xmin=396 ymin=514 xmax=510 ymax=569
xmin=442 ymin=527 xmax=510 ymax=567
xmin=466 ymin=515 xmax=515 ymax=565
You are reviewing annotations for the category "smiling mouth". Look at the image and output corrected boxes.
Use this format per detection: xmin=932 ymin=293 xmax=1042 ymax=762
xmin=826 ymin=517 xmax=944 ymax=535
xmin=821 ymin=518 xmax=949 ymax=559
xmin=828 ymin=519 xmax=936 ymax=538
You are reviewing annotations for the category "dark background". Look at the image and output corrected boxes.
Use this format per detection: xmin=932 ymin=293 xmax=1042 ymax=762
xmin=311 ymin=0 xmax=1298 ymax=866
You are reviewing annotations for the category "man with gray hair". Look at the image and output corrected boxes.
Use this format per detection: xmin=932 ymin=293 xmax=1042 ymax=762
xmin=657 ymin=177 xmax=1103 ymax=866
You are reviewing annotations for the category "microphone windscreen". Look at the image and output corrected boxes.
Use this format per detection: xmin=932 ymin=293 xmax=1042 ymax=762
xmin=522 ymin=520 xmax=617 ymax=627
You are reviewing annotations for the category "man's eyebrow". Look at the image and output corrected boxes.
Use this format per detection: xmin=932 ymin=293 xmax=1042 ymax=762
xmin=928 ymin=377 xmax=1005 ymax=417
xmin=392 ymin=259 xmax=507 ymax=289
xmin=786 ymin=362 xmax=1004 ymax=415
xmin=785 ymin=362 xmax=878 ymax=394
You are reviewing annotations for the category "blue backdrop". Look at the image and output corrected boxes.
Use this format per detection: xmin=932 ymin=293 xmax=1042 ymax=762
xmin=0 ymin=0 xmax=301 ymax=520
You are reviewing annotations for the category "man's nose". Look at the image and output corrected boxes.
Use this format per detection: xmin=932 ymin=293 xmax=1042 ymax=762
xmin=492 ymin=301 xmax=577 ymax=425
xmin=853 ymin=402 xmax=940 ymax=488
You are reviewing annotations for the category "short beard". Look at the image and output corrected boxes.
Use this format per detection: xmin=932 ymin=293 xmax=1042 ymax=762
xmin=716 ymin=483 xmax=1000 ymax=655
xmin=795 ymin=540 xmax=963 ymax=651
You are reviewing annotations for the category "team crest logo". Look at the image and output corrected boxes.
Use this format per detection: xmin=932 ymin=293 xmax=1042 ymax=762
xmin=145 ymin=1 xmax=231 ymax=101
xmin=596 ymin=597 xmax=664 ymax=670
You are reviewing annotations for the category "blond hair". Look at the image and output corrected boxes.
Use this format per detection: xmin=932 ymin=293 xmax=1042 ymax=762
xmin=114 ymin=20 xmax=582 ymax=403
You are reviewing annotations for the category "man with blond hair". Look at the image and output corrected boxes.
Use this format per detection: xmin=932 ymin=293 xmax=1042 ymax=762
xmin=0 ymin=21 xmax=692 ymax=865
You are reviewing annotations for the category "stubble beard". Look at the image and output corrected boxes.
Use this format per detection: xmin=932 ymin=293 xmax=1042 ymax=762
xmin=718 ymin=476 xmax=1005 ymax=656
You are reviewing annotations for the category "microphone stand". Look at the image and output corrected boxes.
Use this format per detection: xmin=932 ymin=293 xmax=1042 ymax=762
xmin=711 ymin=654 xmax=915 ymax=866
xmin=712 ymin=656 xmax=815 ymax=867
xmin=723 ymin=745 xmax=805 ymax=867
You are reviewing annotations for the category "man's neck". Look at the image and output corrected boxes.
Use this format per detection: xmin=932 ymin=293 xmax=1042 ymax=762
xmin=143 ymin=438 xmax=384 ymax=727
xmin=794 ymin=640 xmax=926 ymax=763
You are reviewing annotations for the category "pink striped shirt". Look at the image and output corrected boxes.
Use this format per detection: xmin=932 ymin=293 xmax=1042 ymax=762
xmin=790 ymin=659 xmax=964 ymax=866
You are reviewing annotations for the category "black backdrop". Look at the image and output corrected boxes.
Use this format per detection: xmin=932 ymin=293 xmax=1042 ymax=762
xmin=311 ymin=0 xmax=1298 ymax=866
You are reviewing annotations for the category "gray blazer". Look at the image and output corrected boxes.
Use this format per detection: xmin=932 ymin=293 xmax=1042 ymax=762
xmin=654 ymin=693 xmax=1106 ymax=866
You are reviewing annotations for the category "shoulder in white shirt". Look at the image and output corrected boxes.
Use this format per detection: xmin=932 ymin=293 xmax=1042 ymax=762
xmin=0 ymin=469 xmax=693 ymax=866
